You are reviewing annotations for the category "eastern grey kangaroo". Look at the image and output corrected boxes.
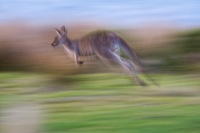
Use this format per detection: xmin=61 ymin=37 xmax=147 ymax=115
xmin=51 ymin=26 xmax=148 ymax=86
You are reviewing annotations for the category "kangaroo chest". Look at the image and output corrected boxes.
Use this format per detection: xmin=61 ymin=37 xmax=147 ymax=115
xmin=62 ymin=45 xmax=75 ymax=59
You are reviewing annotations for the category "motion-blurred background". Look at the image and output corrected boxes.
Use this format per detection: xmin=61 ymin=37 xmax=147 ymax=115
xmin=0 ymin=1 xmax=200 ymax=133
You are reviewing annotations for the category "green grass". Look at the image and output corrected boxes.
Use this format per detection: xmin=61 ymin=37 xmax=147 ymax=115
xmin=45 ymin=104 xmax=200 ymax=133
xmin=0 ymin=72 xmax=200 ymax=133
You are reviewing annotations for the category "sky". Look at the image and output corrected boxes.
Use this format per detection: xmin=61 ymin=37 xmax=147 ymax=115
xmin=0 ymin=0 xmax=199 ymax=28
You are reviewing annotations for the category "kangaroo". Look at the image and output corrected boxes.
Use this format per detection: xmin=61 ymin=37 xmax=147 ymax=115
xmin=51 ymin=26 xmax=148 ymax=86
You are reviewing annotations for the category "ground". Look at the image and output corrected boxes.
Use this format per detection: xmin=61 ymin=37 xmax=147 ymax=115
xmin=0 ymin=72 xmax=200 ymax=133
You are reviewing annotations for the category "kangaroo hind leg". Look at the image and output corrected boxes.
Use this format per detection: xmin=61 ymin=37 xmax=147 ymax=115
xmin=97 ymin=50 xmax=147 ymax=86
xmin=124 ymin=59 xmax=147 ymax=86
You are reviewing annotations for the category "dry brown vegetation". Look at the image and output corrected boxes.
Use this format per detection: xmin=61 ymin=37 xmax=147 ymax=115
xmin=0 ymin=22 xmax=199 ymax=73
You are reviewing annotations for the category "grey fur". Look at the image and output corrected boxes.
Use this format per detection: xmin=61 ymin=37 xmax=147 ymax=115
xmin=51 ymin=26 xmax=147 ymax=86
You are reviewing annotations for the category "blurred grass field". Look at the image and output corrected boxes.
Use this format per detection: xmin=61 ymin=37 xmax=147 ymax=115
xmin=0 ymin=72 xmax=200 ymax=133
xmin=0 ymin=2 xmax=200 ymax=132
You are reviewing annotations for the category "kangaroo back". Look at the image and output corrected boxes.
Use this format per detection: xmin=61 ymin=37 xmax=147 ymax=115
xmin=77 ymin=31 xmax=119 ymax=56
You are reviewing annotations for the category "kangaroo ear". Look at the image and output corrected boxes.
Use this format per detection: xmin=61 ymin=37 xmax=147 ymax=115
xmin=55 ymin=28 xmax=62 ymax=37
xmin=61 ymin=25 xmax=67 ymax=34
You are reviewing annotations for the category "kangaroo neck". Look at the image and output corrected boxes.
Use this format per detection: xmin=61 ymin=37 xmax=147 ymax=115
xmin=62 ymin=37 xmax=71 ymax=49
xmin=62 ymin=38 xmax=76 ymax=55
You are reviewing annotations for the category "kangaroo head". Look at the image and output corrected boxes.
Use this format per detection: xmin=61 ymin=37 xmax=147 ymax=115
xmin=51 ymin=26 xmax=70 ymax=47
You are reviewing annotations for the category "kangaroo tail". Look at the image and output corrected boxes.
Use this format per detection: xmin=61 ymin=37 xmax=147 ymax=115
xmin=118 ymin=36 xmax=159 ymax=86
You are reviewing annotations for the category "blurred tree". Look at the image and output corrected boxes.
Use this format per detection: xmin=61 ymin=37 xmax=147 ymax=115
xmin=176 ymin=29 xmax=200 ymax=54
